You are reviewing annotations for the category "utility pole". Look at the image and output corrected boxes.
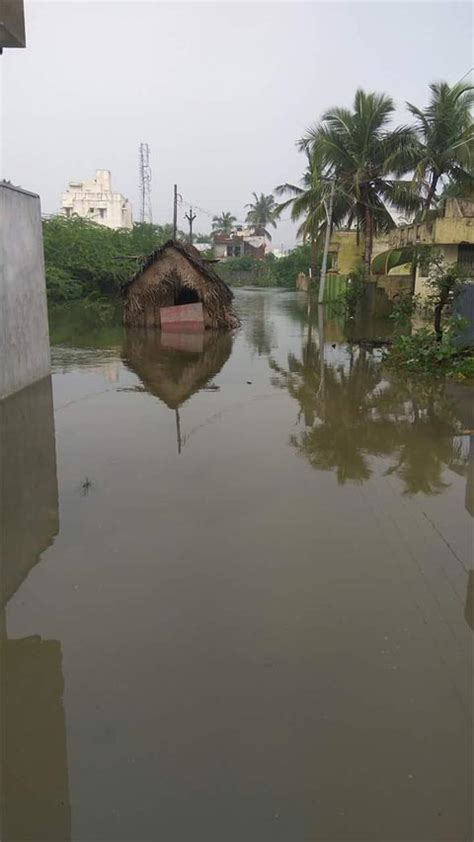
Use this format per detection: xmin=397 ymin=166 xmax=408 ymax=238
xmin=184 ymin=207 xmax=197 ymax=244
xmin=138 ymin=143 xmax=153 ymax=224
xmin=173 ymin=184 xmax=178 ymax=239
xmin=318 ymin=178 xmax=336 ymax=306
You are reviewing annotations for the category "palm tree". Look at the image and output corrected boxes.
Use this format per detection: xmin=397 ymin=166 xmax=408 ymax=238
xmin=211 ymin=212 xmax=237 ymax=236
xmin=275 ymin=151 xmax=352 ymax=279
xmin=405 ymin=81 xmax=474 ymax=210
xmin=274 ymin=152 xmax=327 ymax=278
xmin=245 ymin=192 xmax=277 ymax=240
xmin=301 ymin=89 xmax=418 ymax=273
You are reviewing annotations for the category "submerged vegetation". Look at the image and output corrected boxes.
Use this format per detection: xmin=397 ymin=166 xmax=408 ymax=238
xmin=384 ymin=252 xmax=474 ymax=379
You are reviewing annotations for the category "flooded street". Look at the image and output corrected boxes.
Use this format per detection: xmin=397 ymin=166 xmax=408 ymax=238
xmin=2 ymin=289 xmax=473 ymax=841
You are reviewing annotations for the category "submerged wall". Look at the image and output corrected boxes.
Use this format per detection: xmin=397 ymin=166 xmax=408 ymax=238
xmin=0 ymin=183 xmax=51 ymax=398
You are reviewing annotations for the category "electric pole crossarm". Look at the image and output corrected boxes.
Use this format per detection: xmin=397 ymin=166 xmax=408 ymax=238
xmin=184 ymin=207 xmax=197 ymax=244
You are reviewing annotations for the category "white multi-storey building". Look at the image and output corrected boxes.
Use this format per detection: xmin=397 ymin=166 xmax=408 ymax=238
xmin=60 ymin=169 xmax=133 ymax=230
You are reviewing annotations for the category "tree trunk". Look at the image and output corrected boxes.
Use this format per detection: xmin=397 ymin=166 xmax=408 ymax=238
xmin=434 ymin=285 xmax=449 ymax=342
xmin=363 ymin=204 xmax=373 ymax=276
xmin=310 ymin=239 xmax=318 ymax=284
xmin=424 ymin=172 xmax=439 ymax=210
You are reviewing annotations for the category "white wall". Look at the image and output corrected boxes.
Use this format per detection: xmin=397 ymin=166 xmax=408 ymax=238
xmin=0 ymin=183 xmax=51 ymax=398
xmin=61 ymin=169 xmax=133 ymax=230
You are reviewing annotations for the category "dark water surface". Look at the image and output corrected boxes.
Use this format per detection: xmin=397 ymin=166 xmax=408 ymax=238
xmin=1 ymin=290 xmax=473 ymax=841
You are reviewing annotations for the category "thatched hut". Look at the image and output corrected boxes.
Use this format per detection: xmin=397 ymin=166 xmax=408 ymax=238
xmin=122 ymin=239 xmax=238 ymax=329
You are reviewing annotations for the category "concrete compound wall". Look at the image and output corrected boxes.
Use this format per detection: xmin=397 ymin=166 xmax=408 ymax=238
xmin=0 ymin=183 xmax=51 ymax=399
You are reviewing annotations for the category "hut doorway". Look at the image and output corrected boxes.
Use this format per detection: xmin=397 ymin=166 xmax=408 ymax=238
xmin=175 ymin=287 xmax=200 ymax=306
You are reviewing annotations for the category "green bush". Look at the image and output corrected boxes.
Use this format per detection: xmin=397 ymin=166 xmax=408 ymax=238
xmin=42 ymin=216 xmax=185 ymax=302
xmin=384 ymin=322 xmax=474 ymax=379
xmin=45 ymin=265 xmax=83 ymax=302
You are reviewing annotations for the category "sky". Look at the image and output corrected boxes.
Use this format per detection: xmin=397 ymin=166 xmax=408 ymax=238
xmin=1 ymin=0 xmax=472 ymax=248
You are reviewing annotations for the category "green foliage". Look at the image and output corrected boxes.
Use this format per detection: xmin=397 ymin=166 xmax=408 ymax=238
xmin=45 ymin=265 xmax=83 ymax=302
xmin=211 ymin=212 xmax=237 ymax=236
xmin=389 ymin=292 xmax=420 ymax=326
xmin=245 ymin=192 xmax=278 ymax=240
xmin=405 ymin=81 xmax=474 ymax=209
xmin=385 ymin=322 xmax=473 ymax=379
xmin=266 ymin=244 xmax=313 ymax=286
xmin=216 ymin=244 xmax=313 ymax=288
xmin=300 ymin=89 xmax=421 ymax=271
xmin=43 ymin=216 xmax=181 ymax=303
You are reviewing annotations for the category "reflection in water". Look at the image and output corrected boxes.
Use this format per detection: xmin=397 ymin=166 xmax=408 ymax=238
xmin=122 ymin=329 xmax=233 ymax=410
xmin=0 ymin=378 xmax=70 ymax=841
xmin=122 ymin=329 xmax=233 ymax=452
xmin=244 ymin=293 xmax=276 ymax=356
xmin=271 ymin=330 xmax=470 ymax=496
xmin=2 ymin=636 xmax=70 ymax=842
xmin=1 ymin=377 xmax=59 ymax=605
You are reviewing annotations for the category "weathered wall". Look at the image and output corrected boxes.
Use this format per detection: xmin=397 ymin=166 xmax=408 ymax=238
xmin=0 ymin=183 xmax=51 ymax=398
xmin=414 ymin=244 xmax=459 ymax=298
xmin=328 ymin=231 xmax=393 ymax=275
xmin=375 ymin=274 xmax=413 ymax=300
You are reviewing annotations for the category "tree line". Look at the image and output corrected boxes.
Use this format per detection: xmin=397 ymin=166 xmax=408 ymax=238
xmin=44 ymin=78 xmax=472 ymax=305
xmin=215 ymin=79 xmax=473 ymax=275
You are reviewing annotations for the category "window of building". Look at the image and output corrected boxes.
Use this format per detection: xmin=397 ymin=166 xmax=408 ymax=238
xmin=89 ymin=207 xmax=95 ymax=215
xmin=99 ymin=208 xmax=106 ymax=219
xmin=64 ymin=207 xmax=71 ymax=218
xmin=458 ymin=243 xmax=474 ymax=271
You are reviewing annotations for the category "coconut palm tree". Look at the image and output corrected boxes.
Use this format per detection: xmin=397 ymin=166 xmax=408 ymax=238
xmin=245 ymin=192 xmax=277 ymax=240
xmin=211 ymin=212 xmax=237 ymax=236
xmin=301 ymin=89 xmax=418 ymax=273
xmin=274 ymin=152 xmax=327 ymax=278
xmin=275 ymin=151 xmax=352 ymax=279
xmin=405 ymin=81 xmax=474 ymax=210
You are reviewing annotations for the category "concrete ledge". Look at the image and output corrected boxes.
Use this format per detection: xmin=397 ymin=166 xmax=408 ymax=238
xmin=0 ymin=183 xmax=51 ymax=398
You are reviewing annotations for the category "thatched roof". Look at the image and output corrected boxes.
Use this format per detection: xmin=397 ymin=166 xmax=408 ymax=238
xmin=122 ymin=329 xmax=233 ymax=410
xmin=122 ymin=239 xmax=233 ymax=299
xmin=122 ymin=239 xmax=237 ymax=329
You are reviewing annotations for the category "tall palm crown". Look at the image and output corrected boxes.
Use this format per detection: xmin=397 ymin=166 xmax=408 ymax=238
xmin=245 ymin=192 xmax=277 ymax=240
xmin=212 ymin=212 xmax=237 ymax=236
xmin=275 ymin=152 xmax=326 ymax=244
xmin=275 ymin=152 xmax=334 ymax=276
xmin=301 ymin=89 xmax=418 ymax=271
xmin=404 ymin=81 xmax=474 ymax=209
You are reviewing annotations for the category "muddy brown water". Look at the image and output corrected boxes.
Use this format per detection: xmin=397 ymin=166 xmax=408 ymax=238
xmin=1 ymin=289 xmax=473 ymax=841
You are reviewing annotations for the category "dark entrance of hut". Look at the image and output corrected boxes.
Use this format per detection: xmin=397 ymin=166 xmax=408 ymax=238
xmin=175 ymin=287 xmax=200 ymax=306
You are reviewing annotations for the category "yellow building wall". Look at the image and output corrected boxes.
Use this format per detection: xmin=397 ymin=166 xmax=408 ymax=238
xmin=328 ymin=231 xmax=406 ymax=275
xmin=434 ymin=217 xmax=474 ymax=245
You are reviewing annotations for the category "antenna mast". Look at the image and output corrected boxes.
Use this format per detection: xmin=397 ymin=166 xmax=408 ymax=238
xmin=139 ymin=143 xmax=153 ymax=224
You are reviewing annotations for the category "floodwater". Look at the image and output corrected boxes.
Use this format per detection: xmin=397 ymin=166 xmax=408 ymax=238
xmin=1 ymin=289 xmax=473 ymax=841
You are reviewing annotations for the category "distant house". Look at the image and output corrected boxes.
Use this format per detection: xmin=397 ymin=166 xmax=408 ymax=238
xmin=60 ymin=169 xmax=133 ymax=230
xmin=122 ymin=240 xmax=238 ymax=329
xmin=213 ymin=229 xmax=266 ymax=261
